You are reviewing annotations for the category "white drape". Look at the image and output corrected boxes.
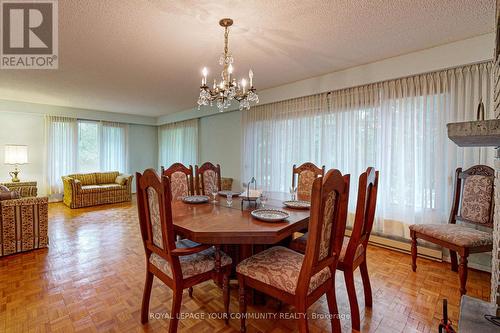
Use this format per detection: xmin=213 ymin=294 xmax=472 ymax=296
xmin=45 ymin=115 xmax=77 ymax=194
xmin=242 ymin=62 xmax=493 ymax=239
xmin=101 ymin=122 xmax=128 ymax=173
xmin=159 ymin=119 xmax=198 ymax=168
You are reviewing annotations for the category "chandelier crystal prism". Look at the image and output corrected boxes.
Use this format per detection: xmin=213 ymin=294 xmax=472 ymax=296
xmin=197 ymin=18 xmax=259 ymax=112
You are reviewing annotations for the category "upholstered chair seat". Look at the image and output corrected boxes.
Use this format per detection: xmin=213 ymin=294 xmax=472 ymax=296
xmin=409 ymin=224 xmax=492 ymax=248
xmin=290 ymin=234 xmax=365 ymax=262
xmin=150 ymin=239 xmax=232 ymax=279
xmin=410 ymin=165 xmax=494 ymax=296
xmin=236 ymin=246 xmax=331 ymax=295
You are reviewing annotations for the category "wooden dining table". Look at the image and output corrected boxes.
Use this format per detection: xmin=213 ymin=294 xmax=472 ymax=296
xmin=172 ymin=192 xmax=310 ymax=266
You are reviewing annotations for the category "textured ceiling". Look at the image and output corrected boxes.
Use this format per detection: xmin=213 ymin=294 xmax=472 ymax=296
xmin=0 ymin=0 xmax=496 ymax=117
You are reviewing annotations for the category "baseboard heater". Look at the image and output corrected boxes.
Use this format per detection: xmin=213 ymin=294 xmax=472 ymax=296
xmin=344 ymin=229 xmax=443 ymax=261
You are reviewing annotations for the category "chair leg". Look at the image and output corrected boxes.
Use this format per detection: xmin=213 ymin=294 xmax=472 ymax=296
xmin=344 ymin=270 xmax=360 ymax=331
xmin=188 ymin=287 xmax=193 ymax=298
xmin=411 ymin=232 xmax=418 ymax=272
xmin=450 ymin=250 xmax=458 ymax=272
xmin=297 ymin=306 xmax=309 ymax=333
xmin=223 ymin=271 xmax=230 ymax=324
xmin=359 ymin=259 xmax=372 ymax=307
xmin=238 ymin=275 xmax=247 ymax=333
xmin=326 ymin=286 xmax=341 ymax=332
xmin=168 ymin=288 xmax=183 ymax=333
xmin=141 ymin=271 xmax=154 ymax=324
xmin=458 ymin=254 xmax=469 ymax=296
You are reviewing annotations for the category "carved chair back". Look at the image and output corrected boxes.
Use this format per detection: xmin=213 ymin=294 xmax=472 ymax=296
xmin=195 ymin=162 xmax=221 ymax=195
xmin=292 ymin=162 xmax=326 ymax=201
xmin=296 ymin=169 xmax=350 ymax=295
xmin=136 ymin=169 xmax=182 ymax=278
xmin=344 ymin=167 xmax=379 ymax=263
xmin=450 ymin=165 xmax=494 ymax=228
xmin=161 ymin=163 xmax=195 ymax=200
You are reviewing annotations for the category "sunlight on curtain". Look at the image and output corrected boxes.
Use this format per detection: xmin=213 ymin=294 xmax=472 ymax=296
xmin=159 ymin=119 xmax=198 ymax=168
xmin=45 ymin=115 xmax=77 ymax=194
xmin=101 ymin=122 xmax=128 ymax=173
xmin=242 ymin=62 xmax=493 ymax=240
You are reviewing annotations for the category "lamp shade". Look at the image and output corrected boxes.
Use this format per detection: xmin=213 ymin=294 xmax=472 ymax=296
xmin=4 ymin=145 xmax=28 ymax=164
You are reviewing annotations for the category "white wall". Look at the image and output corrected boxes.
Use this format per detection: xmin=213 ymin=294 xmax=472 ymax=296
xmin=0 ymin=112 xmax=47 ymax=193
xmin=128 ymin=124 xmax=158 ymax=192
xmin=199 ymin=111 xmax=242 ymax=190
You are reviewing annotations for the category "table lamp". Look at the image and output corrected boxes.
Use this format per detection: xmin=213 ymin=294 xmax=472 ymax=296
xmin=4 ymin=145 xmax=28 ymax=182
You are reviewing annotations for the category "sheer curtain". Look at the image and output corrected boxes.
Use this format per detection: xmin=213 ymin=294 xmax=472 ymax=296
xmin=101 ymin=121 xmax=128 ymax=173
xmin=242 ymin=62 xmax=493 ymax=240
xmin=45 ymin=115 xmax=77 ymax=194
xmin=159 ymin=119 xmax=198 ymax=168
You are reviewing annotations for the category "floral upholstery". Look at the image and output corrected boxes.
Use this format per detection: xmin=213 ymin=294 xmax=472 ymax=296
xmin=289 ymin=234 xmax=364 ymax=262
xmin=0 ymin=197 xmax=48 ymax=256
xmin=319 ymin=191 xmax=337 ymax=260
xmin=202 ymin=170 xmax=218 ymax=195
xmin=460 ymin=175 xmax=493 ymax=225
xmin=149 ymin=239 xmax=232 ymax=279
xmin=409 ymin=223 xmax=493 ymax=248
xmin=236 ymin=246 xmax=331 ymax=295
xmin=170 ymin=171 xmax=190 ymax=200
xmin=147 ymin=187 xmax=164 ymax=249
xmin=297 ymin=170 xmax=317 ymax=199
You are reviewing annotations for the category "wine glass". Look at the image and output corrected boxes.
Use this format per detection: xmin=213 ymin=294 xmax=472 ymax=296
xmin=211 ymin=187 xmax=218 ymax=203
xmin=260 ymin=192 xmax=268 ymax=208
xmin=226 ymin=192 xmax=233 ymax=206
xmin=289 ymin=186 xmax=297 ymax=201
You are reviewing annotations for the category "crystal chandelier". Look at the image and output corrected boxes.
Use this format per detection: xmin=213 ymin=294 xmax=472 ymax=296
xmin=197 ymin=18 xmax=259 ymax=112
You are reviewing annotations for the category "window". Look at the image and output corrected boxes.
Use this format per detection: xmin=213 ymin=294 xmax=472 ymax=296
xmin=46 ymin=117 xmax=129 ymax=194
xmin=78 ymin=121 xmax=100 ymax=173
xmin=159 ymin=119 xmax=198 ymax=168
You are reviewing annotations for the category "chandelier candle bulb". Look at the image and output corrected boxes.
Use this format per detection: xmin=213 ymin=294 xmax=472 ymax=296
xmin=196 ymin=18 xmax=259 ymax=112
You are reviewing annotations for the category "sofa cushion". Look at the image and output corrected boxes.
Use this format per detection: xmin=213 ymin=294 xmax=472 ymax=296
xmin=70 ymin=173 xmax=97 ymax=185
xmin=0 ymin=190 xmax=20 ymax=201
xmin=115 ymin=175 xmax=128 ymax=186
xmin=96 ymin=172 xmax=119 ymax=184
xmin=80 ymin=184 xmax=125 ymax=193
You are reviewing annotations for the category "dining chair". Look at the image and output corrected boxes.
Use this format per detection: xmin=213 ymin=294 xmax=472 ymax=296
xmin=289 ymin=167 xmax=379 ymax=330
xmin=237 ymin=169 xmax=350 ymax=333
xmin=292 ymin=162 xmax=325 ymax=201
xmin=161 ymin=163 xmax=195 ymax=200
xmin=410 ymin=165 xmax=494 ymax=296
xmin=136 ymin=169 xmax=232 ymax=333
xmin=195 ymin=162 xmax=222 ymax=195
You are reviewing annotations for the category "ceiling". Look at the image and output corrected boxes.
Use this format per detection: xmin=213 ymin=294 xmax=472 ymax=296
xmin=0 ymin=0 xmax=496 ymax=117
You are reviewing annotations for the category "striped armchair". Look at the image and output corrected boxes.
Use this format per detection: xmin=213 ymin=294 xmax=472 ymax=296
xmin=0 ymin=196 xmax=48 ymax=256
xmin=62 ymin=171 xmax=133 ymax=208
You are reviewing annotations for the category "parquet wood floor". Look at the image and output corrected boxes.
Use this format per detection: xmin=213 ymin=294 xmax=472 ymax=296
xmin=0 ymin=199 xmax=491 ymax=333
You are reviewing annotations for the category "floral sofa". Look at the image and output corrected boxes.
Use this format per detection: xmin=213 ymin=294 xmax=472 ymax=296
xmin=0 ymin=187 xmax=48 ymax=256
xmin=62 ymin=171 xmax=133 ymax=208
